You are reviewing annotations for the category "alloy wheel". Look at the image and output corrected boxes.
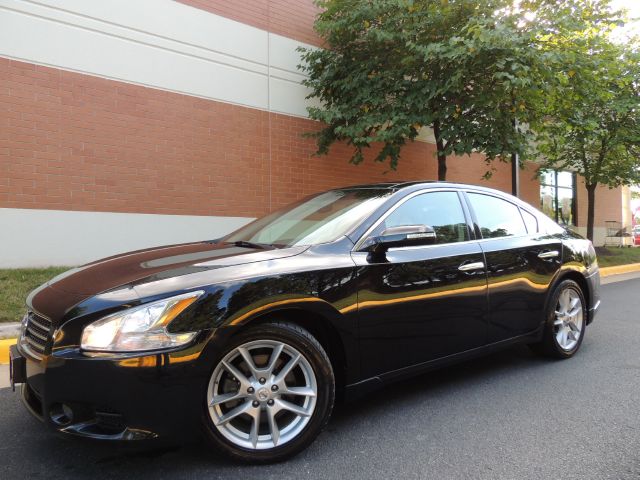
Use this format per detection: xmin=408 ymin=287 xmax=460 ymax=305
xmin=206 ymin=339 xmax=318 ymax=450
xmin=553 ymin=288 xmax=584 ymax=351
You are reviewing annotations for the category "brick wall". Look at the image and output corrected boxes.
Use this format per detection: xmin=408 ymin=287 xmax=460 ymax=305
xmin=1 ymin=58 xmax=272 ymax=216
xmin=0 ymin=57 xmax=540 ymax=220
xmin=176 ymin=0 xmax=323 ymax=46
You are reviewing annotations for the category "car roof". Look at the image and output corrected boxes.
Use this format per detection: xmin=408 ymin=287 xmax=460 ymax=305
xmin=338 ymin=180 xmax=509 ymax=195
xmin=338 ymin=181 xmax=431 ymax=190
xmin=335 ymin=180 xmax=539 ymax=213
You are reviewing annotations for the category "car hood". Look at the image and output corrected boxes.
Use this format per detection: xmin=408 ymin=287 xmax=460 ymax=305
xmin=46 ymin=241 xmax=308 ymax=296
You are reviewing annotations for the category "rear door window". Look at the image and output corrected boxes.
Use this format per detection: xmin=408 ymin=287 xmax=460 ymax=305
xmin=467 ymin=193 xmax=527 ymax=239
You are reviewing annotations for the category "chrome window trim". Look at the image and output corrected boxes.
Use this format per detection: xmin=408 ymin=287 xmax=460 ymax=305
xmin=472 ymin=233 xmax=537 ymax=244
xmin=352 ymin=188 xmax=474 ymax=252
xmin=519 ymin=206 xmax=540 ymax=234
xmin=387 ymin=242 xmax=471 ymax=252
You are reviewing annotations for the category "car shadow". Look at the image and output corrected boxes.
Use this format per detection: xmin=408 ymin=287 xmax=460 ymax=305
xmin=1 ymin=343 xmax=564 ymax=476
xmin=329 ymin=343 xmax=549 ymax=425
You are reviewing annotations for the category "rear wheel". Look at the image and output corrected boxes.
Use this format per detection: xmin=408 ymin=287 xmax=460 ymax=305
xmin=203 ymin=322 xmax=334 ymax=463
xmin=532 ymin=279 xmax=586 ymax=359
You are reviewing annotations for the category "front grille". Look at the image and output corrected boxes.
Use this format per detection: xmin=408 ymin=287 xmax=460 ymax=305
xmin=24 ymin=311 xmax=52 ymax=356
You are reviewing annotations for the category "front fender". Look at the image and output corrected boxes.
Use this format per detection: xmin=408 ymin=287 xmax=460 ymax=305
xmin=173 ymin=267 xmax=361 ymax=382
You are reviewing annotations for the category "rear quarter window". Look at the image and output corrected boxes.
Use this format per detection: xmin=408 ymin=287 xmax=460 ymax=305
xmin=538 ymin=214 xmax=566 ymax=235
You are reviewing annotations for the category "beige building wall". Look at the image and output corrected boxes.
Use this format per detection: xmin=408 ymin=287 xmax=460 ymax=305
xmin=574 ymin=178 xmax=632 ymax=246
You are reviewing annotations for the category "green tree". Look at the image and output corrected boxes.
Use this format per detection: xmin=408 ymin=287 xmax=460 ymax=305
xmin=536 ymin=33 xmax=640 ymax=241
xmin=298 ymin=0 xmax=564 ymax=180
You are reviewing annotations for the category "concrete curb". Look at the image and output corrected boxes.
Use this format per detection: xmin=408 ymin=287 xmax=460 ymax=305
xmin=0 ymin=339 xmax=15 ymax=365
xmin=1 ymin=263 xmax=639 ymax=365
xmin=599 ymin=263 xmax=640 ymax=277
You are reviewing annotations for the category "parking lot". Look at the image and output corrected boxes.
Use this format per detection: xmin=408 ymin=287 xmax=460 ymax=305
xmin=1 ymin=277 xmax=639 ymax=480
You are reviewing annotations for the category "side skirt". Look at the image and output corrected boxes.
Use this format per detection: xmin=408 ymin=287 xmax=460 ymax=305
xmin=344 ymin=326 xmax=543 ymax=402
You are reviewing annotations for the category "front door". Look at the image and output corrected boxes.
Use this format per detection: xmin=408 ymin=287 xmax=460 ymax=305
xmin=353 ymin=190 xmax=489 ymax=379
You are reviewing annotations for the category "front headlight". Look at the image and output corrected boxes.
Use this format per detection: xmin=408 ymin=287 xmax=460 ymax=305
xmin=81 ymin=291 xmax=204 ymax=353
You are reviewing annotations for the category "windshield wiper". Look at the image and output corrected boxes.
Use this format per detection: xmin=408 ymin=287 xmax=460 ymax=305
xmin=232 ymin=240 xmax=273 ymax=250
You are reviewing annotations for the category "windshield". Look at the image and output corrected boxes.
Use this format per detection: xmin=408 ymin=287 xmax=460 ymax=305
xmin=224 ymin=189 xmax=391 ymax=248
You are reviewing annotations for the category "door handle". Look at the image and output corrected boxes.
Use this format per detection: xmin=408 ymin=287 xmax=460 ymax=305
xmin=458 ymin=262 xmax=485 ymax=272
xmin=538 ymin=250 xmax=559 ymax=259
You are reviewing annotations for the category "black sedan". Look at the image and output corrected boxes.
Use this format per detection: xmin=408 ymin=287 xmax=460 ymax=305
xmin=10 ymin=181 xmax=600 ymax=463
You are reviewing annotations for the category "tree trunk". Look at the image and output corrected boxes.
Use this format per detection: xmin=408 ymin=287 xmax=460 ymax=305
xmin=586 ymin=183 xmax=597 ymax=242
xmin=433 ymin=119 xmax=447 ymax=181
xmin=437 ymin=151 xmax=447 ymax=181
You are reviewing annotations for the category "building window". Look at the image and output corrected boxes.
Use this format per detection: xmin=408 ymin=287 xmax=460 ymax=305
xmin=540 ymin=171 xmax=577 ymax=226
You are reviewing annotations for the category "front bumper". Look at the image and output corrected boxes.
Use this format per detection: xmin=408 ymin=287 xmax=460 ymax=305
xmin=14 ymin=333 xmax=222 ymax=442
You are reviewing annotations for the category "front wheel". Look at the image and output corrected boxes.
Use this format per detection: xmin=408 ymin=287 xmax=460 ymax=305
xmin=203 ymin=322 xmax=335 ymax=463
xmin=532 ymin=279 xmax=587 ymax=359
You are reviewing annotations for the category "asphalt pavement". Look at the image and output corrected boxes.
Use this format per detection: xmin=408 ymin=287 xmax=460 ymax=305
xmin=1 ymin=278 xmax=639 ymax=480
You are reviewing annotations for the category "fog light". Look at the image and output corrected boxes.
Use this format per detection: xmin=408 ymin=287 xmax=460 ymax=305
xmin=62 ymin=404 xmax=74 ymax=421
xmin=50 ymin=403 xmax=73 ymax=426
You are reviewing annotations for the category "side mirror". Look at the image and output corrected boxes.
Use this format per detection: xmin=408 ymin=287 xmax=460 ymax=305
xmin=360 ymin=225 xmax=437 ymax=253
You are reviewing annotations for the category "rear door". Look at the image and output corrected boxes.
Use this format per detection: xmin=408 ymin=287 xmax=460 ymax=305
xmin=464 ymin=191 xmax=562 ymax=343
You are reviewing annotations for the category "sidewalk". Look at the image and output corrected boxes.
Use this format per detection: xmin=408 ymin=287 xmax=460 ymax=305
xmin=0 ymin=365 xmax=9 ymax=389
xmin=601 ymin=269 xmax=640 ymax=285
xmin=0 ymin=323 xmax=20 ymax=340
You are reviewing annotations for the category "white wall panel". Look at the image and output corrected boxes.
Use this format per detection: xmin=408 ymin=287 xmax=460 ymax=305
xmin=0 ymin=0 xmax=317 ymax=115
xmin=0 ymin=0 xmax=437 ymax=131
xmin=27 ymin=0 xmax=270 ymax=65
xmin=0 ymin=208 xmax=253 ymax=267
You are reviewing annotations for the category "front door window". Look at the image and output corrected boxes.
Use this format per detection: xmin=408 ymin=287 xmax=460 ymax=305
xmin=376 ymin=191 xmax=470 ymax=245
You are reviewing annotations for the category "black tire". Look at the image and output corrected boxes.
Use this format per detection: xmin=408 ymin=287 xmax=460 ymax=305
xmin=202 ymin=321 xmax=335 ymax=463
xmin=531 ymin=279 xmax=587 ymax=359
